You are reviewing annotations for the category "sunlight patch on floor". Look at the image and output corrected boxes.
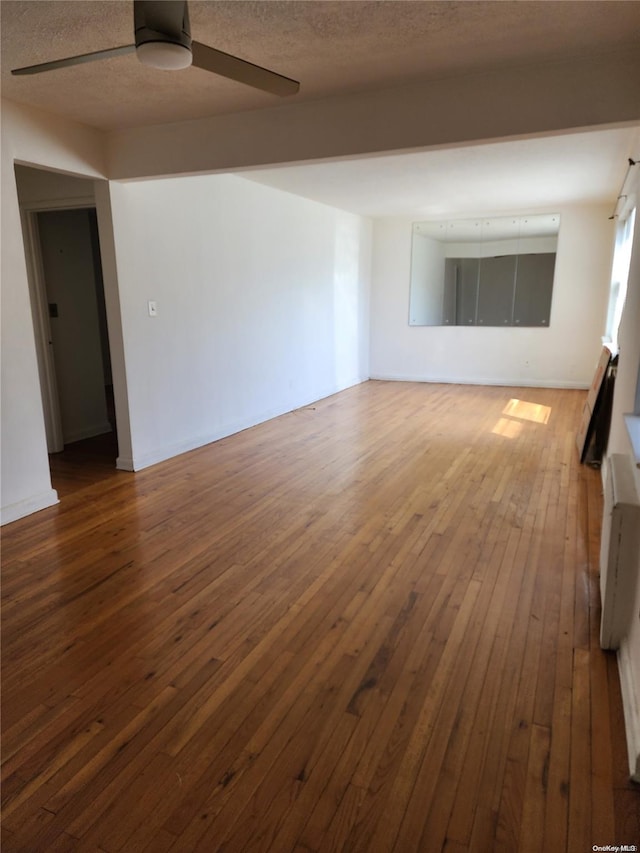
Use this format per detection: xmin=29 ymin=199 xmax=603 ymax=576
xmin=502 ymin=398 xmax=552 ymax=424
xmin=492 ymin=417 xmax=524 ymax=439
xmin=492 ymin=398 xmax=552 ymax=437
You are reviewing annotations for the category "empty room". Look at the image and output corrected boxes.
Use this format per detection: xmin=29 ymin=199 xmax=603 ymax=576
xmin=2 ymin=1 xmax=640 ymax=850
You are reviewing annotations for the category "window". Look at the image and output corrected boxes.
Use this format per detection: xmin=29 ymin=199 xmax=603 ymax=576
xmin=613 ymin=205 xmax=639 ymax=464
xmin=605 ymin=207 xmax=636 ymax=349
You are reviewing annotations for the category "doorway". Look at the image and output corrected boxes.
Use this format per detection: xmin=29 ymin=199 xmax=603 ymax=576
xmin=18 ymin=169 xmax=122 ymax=496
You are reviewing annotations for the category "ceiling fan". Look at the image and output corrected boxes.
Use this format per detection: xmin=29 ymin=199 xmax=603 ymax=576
xmin=11 ymin=0 xmax=300 ymax=97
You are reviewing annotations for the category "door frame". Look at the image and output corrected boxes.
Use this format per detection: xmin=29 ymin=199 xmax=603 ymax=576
xmin=18 ymin=171 xmax=134 ymax=472
xmin=21 ymin=196 xmax=109 ymax=455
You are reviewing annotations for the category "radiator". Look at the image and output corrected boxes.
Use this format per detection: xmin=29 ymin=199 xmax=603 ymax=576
xmin=599 ymin=454 xmax=640 ymax=650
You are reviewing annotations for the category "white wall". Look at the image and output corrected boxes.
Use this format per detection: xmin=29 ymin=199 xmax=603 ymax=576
xmin=108 ymin=173 xmax=371 ymax=470
xmin=605 ymin=173 xmax=640 ymax=781
xmin=370 ymin=205 xmax=614 ymax=388
xmin=1 ymin=101 xmax=106 ymax=524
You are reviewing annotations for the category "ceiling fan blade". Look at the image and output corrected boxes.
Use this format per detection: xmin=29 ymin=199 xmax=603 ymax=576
xmin=12 ymin=44 xmax=136 ymax=76
xmin=191 ymin=41 xmax=299 ymax=96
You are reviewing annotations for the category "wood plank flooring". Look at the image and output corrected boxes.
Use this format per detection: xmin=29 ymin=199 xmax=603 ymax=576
xmin=47 ymin=429 xmax=118 ymax=500
xmin=2 ymin=381 xmax=638 ymax=852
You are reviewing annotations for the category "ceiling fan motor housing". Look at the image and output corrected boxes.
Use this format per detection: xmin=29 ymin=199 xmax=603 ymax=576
xmin=134 ymin=0 xmax=193 ymax=69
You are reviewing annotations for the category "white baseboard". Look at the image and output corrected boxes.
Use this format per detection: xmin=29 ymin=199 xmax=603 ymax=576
xmin=116 ymin=455 xmax=135 ymax=472
xmin=617 ymin=640 xmax=640 ymax=783
xmin=1 ymin=489 xmax=59 ymax=526
xmin=369 ymin=373 xmax=590 ymax=390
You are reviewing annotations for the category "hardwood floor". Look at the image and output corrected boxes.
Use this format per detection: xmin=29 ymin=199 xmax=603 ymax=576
xmin=2 ymin=381 xmax=638 ymax=852
xmin=48 ymin=429 xmax=119 ymax=499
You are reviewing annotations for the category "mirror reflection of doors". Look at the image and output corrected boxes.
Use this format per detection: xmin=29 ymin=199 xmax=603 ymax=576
xmin=409 ymin=214 xmax=559 ymax=327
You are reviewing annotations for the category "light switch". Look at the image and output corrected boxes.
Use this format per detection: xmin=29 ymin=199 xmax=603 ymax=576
xmin=148 ymin=300 xmax=157 ymax=317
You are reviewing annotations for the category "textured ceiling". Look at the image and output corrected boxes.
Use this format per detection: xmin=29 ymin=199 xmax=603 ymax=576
xmin=2 ymin=0 xmax=640 ymax=131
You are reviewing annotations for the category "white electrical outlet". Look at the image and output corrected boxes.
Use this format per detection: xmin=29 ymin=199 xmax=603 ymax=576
xmin=148 ymin=301 xmax=157 ymax=317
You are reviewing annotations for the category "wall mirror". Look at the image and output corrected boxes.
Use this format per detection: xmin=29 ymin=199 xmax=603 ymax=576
xmin=409 ymin=213 xmax=560 ymax=327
